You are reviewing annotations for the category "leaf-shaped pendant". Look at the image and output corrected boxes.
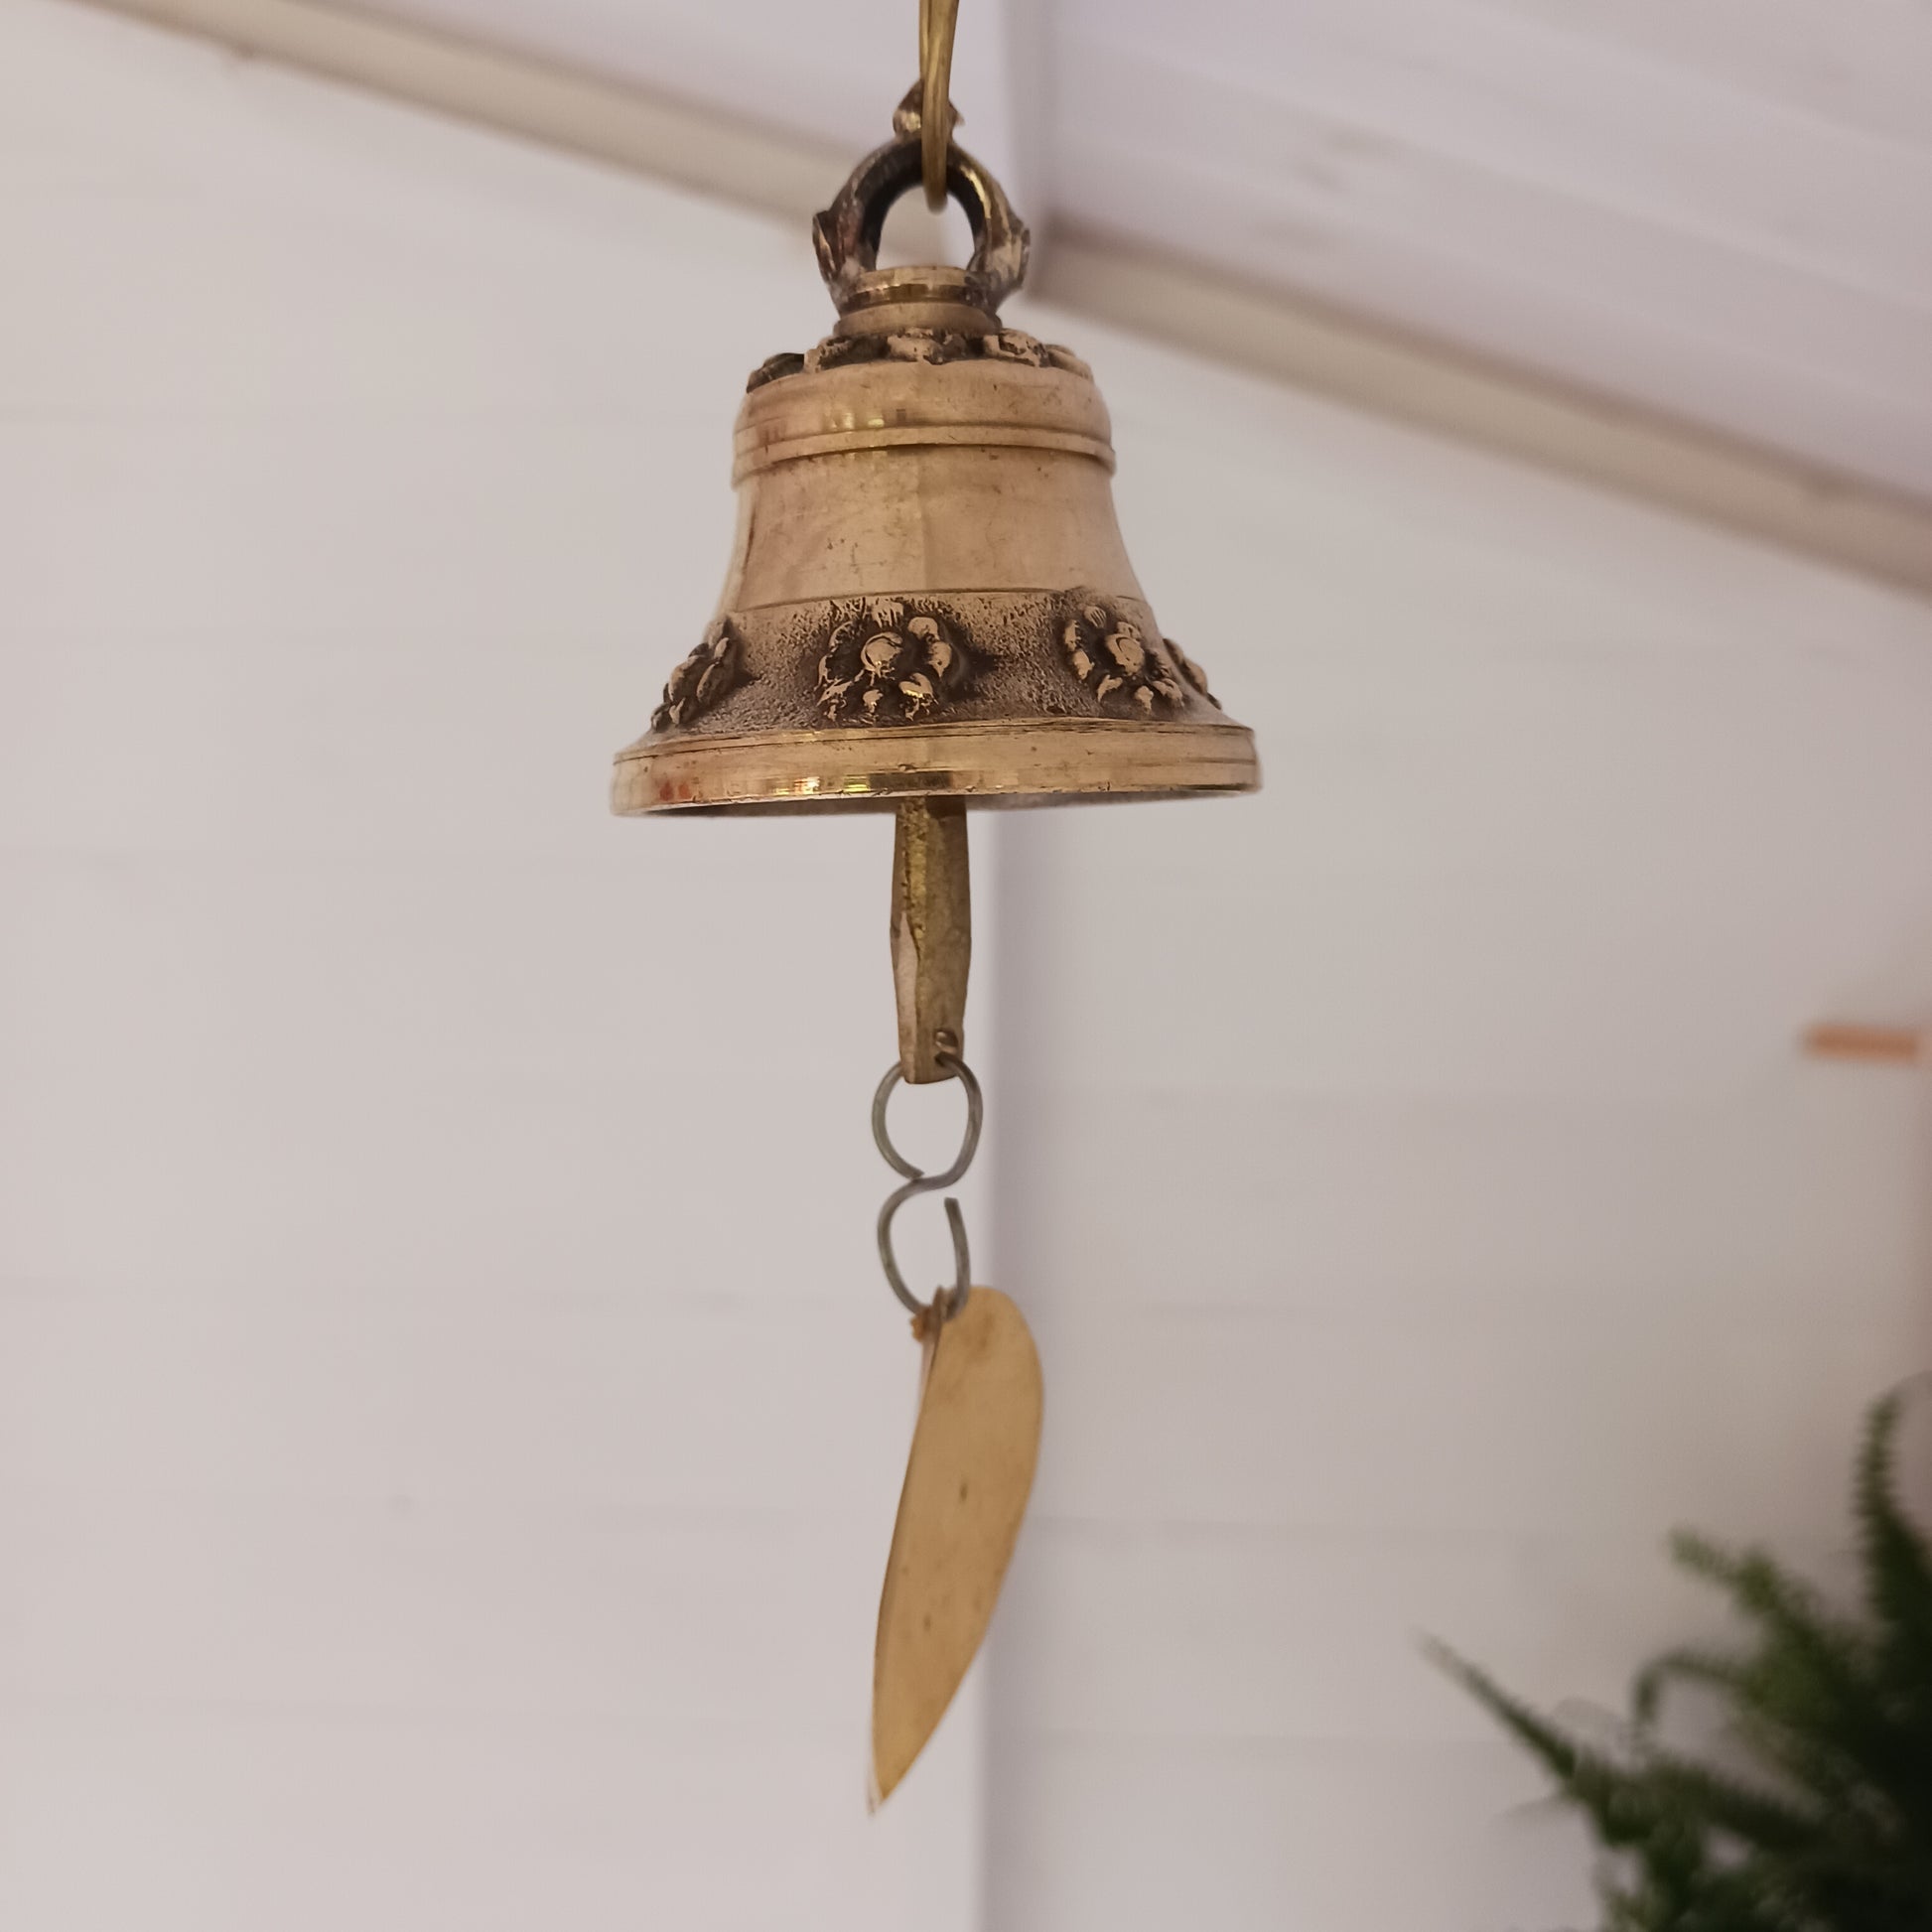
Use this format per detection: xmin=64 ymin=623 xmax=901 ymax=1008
xmin=871 ymin=1287 xmax=1042 ymax=1807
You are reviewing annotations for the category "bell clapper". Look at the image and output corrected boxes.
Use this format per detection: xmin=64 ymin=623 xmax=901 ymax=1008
xmin=867 ymin=799 xmax=1041 ymax=1806
xmin=892 ymin=798 xmax=972 ymax=1085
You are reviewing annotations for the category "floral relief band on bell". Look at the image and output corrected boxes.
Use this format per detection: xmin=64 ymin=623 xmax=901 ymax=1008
xmin=624 ymin=590 xmax=1247 ymax=807
xmin=1059 ymin=591 xmax=1219 ymax=716
xmin=649 ymin=617 xmax=746 ymax=732
xmin=815 ymin=599 xmax=974 ymax=722
xmin=746 ymin=327 xmax=1092 ymax=391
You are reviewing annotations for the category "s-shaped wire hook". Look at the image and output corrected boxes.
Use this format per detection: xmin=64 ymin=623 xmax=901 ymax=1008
xmin=872 ymin=1050 xmax=981 ymax=1323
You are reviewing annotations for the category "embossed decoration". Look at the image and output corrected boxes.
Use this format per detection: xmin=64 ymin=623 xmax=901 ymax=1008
xmin=1060 ymin=595 xmax=1188 ymax=715
xmin=802 ymin=335 xmax=876 ymax=375
xmin=749 ymin=328 xmax=1083 ymax=390
xmin=884 ymin=330 xmax=957 ymax=364
xmin=650 ymin=617 xmax=746 ymax=732
xmin=815 ymin=599 xmax=974 ymax=723
xmin=1167 ymin=640 xmax=1222 ymax=710
xmin=980 ymin=330 xmax=1048 ymax=366
xmin=748 ymin=350 xmax=805 ymax=389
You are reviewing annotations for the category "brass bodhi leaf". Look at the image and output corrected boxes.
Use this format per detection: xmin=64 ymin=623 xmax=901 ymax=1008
xmin=872 ymin=1287 xmax=1043 ymax=1807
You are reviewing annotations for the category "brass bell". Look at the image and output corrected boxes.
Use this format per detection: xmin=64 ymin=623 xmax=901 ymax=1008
xmin=611 ymin=105 xmax=1260 ymax=817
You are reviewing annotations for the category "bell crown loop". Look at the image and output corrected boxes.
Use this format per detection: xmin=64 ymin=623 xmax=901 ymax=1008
xmin=812 ymin=96 xmax=1030 ymax=328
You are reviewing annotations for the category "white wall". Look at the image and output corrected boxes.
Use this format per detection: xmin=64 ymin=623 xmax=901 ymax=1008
xmin=984 ymin=337 xmax=1932 ymax=1924
xmin=0 ymin=6 xmax=985 ymax=1926
xmin=5 ymin=4 xmax=1932 ymax=1930
xmin=368 ymin=0 xmax=1932 ymax=497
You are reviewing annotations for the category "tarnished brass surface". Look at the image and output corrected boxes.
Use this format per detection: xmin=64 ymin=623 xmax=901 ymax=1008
xmin=612 ymin=108 xmax=1259 ymax=814
xmin=892 ymin=800 xmax=971 ymax=1082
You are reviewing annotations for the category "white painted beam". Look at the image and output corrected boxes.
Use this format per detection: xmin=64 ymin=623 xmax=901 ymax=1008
xmin=63 ymin=0 xmax=1932 ymax=600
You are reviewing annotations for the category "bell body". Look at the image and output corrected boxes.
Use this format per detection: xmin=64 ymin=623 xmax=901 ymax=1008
xmin=612 ymin=137 xmax=1259 ymax=814
xmin=724 ymin=355 xmax=1134 ymax=611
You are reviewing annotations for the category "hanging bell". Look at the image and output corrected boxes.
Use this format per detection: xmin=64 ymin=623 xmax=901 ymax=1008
xmin=611 ymin=100 xmax=1260 ymax=815
xmin=612 ymin=73 xmax=1260 ymax=1810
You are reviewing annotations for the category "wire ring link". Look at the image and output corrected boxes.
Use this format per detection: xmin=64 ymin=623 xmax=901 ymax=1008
xmin=873 ymin=1051 xmax=982 ymax=1322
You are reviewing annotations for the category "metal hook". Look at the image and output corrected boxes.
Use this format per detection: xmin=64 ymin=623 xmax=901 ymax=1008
xmin=917 ymin=0 xmax=961 ymax=209
xmin=873 ymin=1050 xmax=982 ymax=1321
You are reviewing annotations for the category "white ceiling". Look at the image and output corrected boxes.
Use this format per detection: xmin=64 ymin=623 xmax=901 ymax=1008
xmin=365 ymin=0 xmax=1932 ymax=500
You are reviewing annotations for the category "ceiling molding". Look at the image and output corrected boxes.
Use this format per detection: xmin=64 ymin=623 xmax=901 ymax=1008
xmin=72 ymin=0 xmax=1932 ymax=602
xmin=1036 ymin=234 xmax=1932 ymax=601
xmin=79 ymin=0 xmax=853 ymax=222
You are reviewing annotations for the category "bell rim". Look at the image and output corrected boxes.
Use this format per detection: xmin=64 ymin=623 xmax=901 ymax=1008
xmin=612 ymin=716 xmax=1260 ymax=815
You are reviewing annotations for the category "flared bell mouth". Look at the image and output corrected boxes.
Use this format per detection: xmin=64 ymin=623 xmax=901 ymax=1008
xmin=613 ymin=583 xmax=1258 ymax=815
xmin=613 ymin=715 xmax=1260 ymax=815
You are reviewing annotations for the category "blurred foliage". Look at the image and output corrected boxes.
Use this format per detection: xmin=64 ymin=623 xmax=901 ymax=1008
xmin=1431 ymin=1391 xmax=1932 ymax=1930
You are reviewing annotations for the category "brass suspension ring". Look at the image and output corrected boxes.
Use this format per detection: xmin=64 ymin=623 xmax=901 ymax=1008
xmin=917 ymin=0 xmax=960 ymax=209
xmin=873 ymin=1050 xmax=982 ymax=1322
